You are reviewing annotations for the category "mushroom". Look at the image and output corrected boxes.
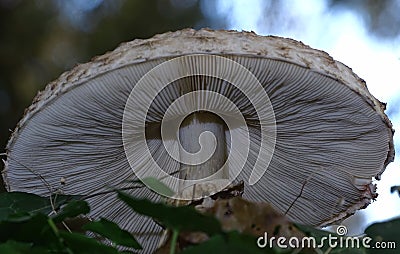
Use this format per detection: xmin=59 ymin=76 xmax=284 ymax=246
xmin=2 ymin=29 xmax=394 ymax=250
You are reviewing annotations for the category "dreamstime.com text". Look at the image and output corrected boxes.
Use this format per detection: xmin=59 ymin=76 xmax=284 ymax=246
xmin=257 ymin=225 xmax=396 ymax=250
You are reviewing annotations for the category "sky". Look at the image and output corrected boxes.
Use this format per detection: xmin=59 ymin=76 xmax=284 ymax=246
xmin=215 ymin=0 xmax=400 ymax=234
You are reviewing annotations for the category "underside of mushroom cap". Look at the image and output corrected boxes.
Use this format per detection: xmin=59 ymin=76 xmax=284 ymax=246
xmin=3 ymin=29 xmax=394 ymax=250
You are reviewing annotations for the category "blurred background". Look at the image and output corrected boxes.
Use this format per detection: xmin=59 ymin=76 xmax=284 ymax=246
xmin=1 ymin=0 xmax=399 ymax=235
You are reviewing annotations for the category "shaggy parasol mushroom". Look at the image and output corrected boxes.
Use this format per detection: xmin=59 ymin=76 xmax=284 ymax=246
xmin=3 ymin=29 xmax=394 ymax=250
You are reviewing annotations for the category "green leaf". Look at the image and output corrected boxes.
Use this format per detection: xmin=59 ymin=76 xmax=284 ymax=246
xmin=0 ymin=213 xmax=59 ymax=246
xmin=0 ymin=240 xmax=32 ymax=254
xmin=365 ymin=218 xmax=400 ymax=254
xmin=0 ymin=191 xmax=83 ymax=221
xmin=0 ymin=241 xmax=50 ymax=254
xmin=181 ymin=231 xmax=268 ymax=254
xmin=60 ymin=231 xmax=119 ymax=254
xmin=0 ymin=192 xmax=49 ymax=219
xmin=141 ymin=177 xmax=175 ymax=197
xmin=83 ymin=218 xmax=141 ymax=249
xmin=4 ymin=212 xmax=35 ymax=222
xmin=117 ymin=191 xmax=221 ymax=234
xmin=52 ymin=200 xmax=90 ymax=223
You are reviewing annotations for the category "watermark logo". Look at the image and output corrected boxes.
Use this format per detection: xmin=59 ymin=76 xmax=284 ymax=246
xmin=336 ymin=225 xmax=348 ymax=236
xmin=257 ymin=225 xmax=396 ymax=250
xmin=122 ymin=54 xmax=276 ymax=199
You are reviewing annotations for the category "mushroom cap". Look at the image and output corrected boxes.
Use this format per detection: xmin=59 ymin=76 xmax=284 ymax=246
xmin=3 ymin=29 xmax=394 ymax=246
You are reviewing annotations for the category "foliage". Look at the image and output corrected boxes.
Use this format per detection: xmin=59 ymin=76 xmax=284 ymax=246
xmin=364 ymin=218 xmax=400 ymax=254
xmin=82 ymin=219 xmax=141 ymax=249
xmin=0 ymin=183 xmax=398 ymax=253
xmin=180 ymin=231 xmax=265 ymax=254
xmin=140 ymin=177 xmax=175 ymax=198
xmin=0 ymin=192 xmax=140 ymax=253
xmin=0 ymin=191 xmax=82 ymax=220
xmin=117 ymin=191 xmax=221 ymax=235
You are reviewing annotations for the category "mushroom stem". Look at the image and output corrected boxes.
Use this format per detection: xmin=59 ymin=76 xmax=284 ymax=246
xmin=178 ymin=111 xmax=229 ymax=198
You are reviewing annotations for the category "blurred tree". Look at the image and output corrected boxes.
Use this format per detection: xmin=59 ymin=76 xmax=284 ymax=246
xmin=255 ymin=0 xmax=400 ymax=42
xmin=0 ymin=0 xmax=226 ymax=191
xmin=328 ymin=0 xmax=400 ymax=39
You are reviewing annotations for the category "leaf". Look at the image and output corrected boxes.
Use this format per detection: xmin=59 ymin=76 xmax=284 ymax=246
xmin=83 ymin=218 xmax=141 ymax=249
xmin=60 ymin=231 xmax=119 ymax=254
xmin=141 ymin=177 xmax=174 ymax=197
xmin=0 ymin=192 xmax=49 ymax=219
xmin=0 ymin=192 xmax=83 ymax=221
xmin=0 ymin=241 xmax=32 ymax=254
xmin=365 ymin=218 xmax=400 ymax=254
xmin=4 ymin=212 xmax=35 ymax=222
xmin=0 ymin=213 xmax=59 ymax=246
xmin=52 ymin=200 xmax=90 ymax=223
xmin=181 ymin=231 xmax=268 ymax=254
xmin=117 ymin=191 xmax=221 ymax=234
xmin=0 ymin=241 xmax=49 ymax=254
